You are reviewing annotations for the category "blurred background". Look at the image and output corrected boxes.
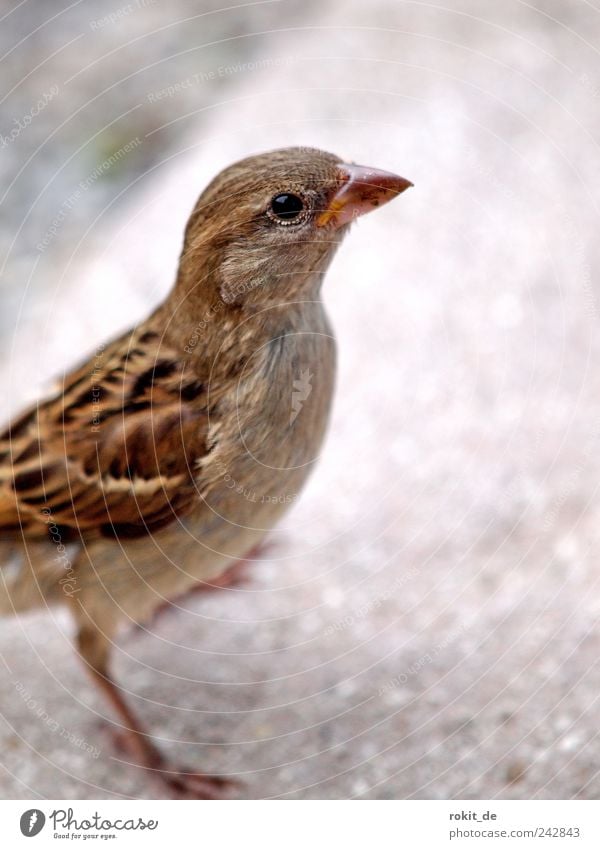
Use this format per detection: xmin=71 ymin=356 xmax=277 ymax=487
xmin=1 ymin=0 xmax=600 ymax=799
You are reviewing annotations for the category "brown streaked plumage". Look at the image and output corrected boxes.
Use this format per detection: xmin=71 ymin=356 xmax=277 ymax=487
xmin=0 ymin=147 xmax=411 ymax=797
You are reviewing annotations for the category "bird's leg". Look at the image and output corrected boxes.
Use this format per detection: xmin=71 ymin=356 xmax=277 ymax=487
xmin=188 ymin=540 xmax=274 ymax=593
xmin=77 ymin=625 xmax=237 ymax=799
xmin=189 ymin=549 xmax=255 ymax=593
xmin=147 ymin=541 xmax=273 ymax=627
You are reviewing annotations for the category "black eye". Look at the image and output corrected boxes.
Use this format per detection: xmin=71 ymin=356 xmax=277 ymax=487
xmin=270 ymin=193 xmax=305 ymax=222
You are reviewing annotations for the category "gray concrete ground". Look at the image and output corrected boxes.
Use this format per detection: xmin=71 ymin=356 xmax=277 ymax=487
xmin=2 ymin=0 xmax=600 ymax=799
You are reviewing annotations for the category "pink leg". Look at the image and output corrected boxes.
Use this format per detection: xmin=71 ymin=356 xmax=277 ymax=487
xmin=78 ymin=626 xmax=238 ymax=799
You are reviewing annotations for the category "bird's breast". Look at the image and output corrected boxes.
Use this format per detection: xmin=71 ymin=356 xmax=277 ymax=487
xmin=200 ymin=304 xmax=336 ymax=529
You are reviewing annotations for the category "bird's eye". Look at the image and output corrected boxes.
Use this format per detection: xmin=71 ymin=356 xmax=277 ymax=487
xmin=269 ymin=193 xmax=307 ymax=224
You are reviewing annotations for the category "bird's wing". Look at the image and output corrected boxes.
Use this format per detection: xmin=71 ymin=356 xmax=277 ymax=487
xmin=0 ymin=329 xmax=210 ymax=542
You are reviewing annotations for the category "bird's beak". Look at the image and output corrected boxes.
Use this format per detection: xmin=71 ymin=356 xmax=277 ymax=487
xmin=316 ymin=164 xmax=413 ymax=229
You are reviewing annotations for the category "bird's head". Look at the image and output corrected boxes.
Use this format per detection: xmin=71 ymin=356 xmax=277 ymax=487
xmin=175 ymin=146 xmax=412 ymax=310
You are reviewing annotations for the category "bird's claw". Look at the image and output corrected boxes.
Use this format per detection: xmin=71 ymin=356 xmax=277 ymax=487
xmin=105 ymin=724 xmax=240 ymax=799
xmin=152 ymin=764 xmax=240 ymax=799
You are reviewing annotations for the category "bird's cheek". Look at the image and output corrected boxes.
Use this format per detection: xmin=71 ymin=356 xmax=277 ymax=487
xmin=219 ymin=245 xmax=272 ymax=305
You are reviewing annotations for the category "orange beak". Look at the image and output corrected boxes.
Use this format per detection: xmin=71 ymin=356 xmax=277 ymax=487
xmin=316 ymin=164 xmax=413 ymax=229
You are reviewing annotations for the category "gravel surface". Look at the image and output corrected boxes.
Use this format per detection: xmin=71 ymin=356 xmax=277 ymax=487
xmin=2 ymin=0 xmax=600 ymax=799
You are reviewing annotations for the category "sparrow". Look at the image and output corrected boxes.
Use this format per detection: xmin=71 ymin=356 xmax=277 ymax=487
xmin=0 ymin=147 xmax=411 ymax=798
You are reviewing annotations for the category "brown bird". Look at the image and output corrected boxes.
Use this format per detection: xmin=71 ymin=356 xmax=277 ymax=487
xmin=0 ymin=147 xmax=411 ymax=797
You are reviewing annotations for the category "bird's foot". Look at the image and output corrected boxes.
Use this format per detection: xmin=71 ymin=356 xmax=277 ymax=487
xmin=107 ymin=726 xmax=238 ymax=799
xmin=147 ymin=761 xmax=239 ymax=800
